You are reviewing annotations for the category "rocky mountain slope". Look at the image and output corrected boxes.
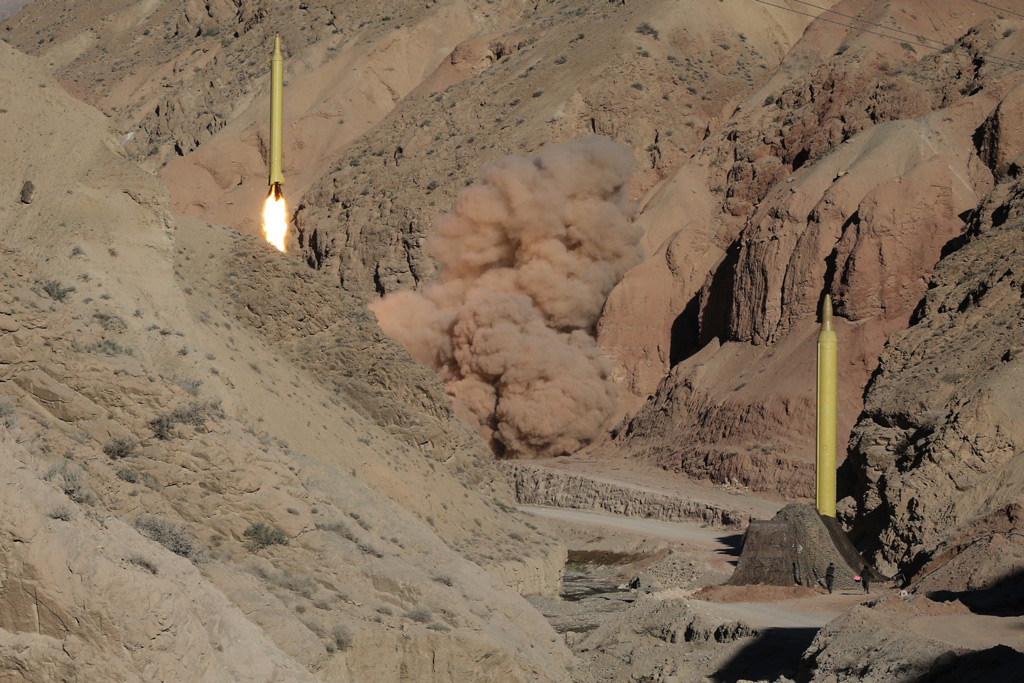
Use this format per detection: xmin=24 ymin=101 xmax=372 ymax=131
xmin=601 ymin=2 xmax=1020 ymax=498
xmin=0 ymin=39 xmax=573 ymax=681
xmin=846 ymin=175 xmax=1024 ymax=576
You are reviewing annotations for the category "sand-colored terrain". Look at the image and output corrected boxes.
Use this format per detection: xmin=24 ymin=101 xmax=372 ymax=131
xmin=3 ymin=0 xmax=1024 ymax=679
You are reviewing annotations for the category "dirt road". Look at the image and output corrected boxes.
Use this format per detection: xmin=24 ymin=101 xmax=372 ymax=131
xmin=520 ymin=504 xmax=741 ymax=551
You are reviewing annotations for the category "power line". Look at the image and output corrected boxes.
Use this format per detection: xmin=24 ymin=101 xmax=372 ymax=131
xmin=751 ymin=0 xmax=956 ymax=57
xmin=971 ymin=0 xmax=1024 ymax=21
xmin=788 ymin=0 xmax=949 ymax=48
xmin=751 ymin=0 xmax=1024 ymax=71
xmin=787 ymin=0 xmax=1024 ymax=70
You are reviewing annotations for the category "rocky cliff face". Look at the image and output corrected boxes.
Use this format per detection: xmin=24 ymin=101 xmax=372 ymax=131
xmin=845 ymin=175 xmax=1024 ymax=576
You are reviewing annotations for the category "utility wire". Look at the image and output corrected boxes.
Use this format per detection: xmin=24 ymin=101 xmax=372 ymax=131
xmin=751 ymin=0 xmax=1024 ymax=71
xmin=792 ymin=0 xmax=1024 ymax=69
xmin=751 ymin=0 xmax=958 ymax=57
xmin=788 ymin=0 xmax=950 ymax=47
xmin=971 ymin=0 xmax=1024 ymax=21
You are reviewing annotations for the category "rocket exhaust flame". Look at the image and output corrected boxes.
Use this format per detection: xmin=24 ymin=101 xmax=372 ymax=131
xmin=262 ymin=190 xmax=287 ymax=252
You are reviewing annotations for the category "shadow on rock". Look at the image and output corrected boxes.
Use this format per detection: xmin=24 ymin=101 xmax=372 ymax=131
xmin=925 ymin=569 xmax=1024 ymax=616
xmin=715 ymin=533 xmax=744 ymax=567
xmin=910 ymin=645 xmax=1024 ymax=683
xmin=711 ymin=626 xmax=818 ymax=682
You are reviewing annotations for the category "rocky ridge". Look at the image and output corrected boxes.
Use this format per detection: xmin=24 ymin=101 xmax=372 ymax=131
xmin=845 ymin=175 xmax=1024 ymax=576
xmin=798 ymin=595 xmax=1024 ymax=682
xmin=504 ymin=461 xmax=751 ymax=529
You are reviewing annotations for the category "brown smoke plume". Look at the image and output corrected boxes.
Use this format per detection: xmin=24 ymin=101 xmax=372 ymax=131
xmin=372 ymin=136 xmax=642 ymax=457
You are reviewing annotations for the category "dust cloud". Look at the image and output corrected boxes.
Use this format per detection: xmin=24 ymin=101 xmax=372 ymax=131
xmin=372 ymin=136 xmax=643 ymax=457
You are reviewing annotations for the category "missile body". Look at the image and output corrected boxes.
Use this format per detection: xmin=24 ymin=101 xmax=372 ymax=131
xmin=815 ymin=294 xmax=838 ymax=517
xmin=268 ymin=36 xmax=284 ymax=197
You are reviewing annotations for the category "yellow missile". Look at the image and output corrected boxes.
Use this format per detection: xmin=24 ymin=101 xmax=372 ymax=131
xmin=816 ymin=294 xmax=838 ymax=517
xmin=268 ymin=35 xmax=284 ymax=198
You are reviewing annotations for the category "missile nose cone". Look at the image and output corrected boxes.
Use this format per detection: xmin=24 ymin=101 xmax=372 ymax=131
xmin=821 ymin=294 xmax=834 ymax=331
xmin=274 ymin=35 xmax=281 ymax=56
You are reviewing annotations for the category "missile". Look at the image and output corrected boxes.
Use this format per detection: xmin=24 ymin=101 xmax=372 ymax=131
xmin=815 ymin=294 xmax=838 ymax=517
xmin=268 ymin=35 xmax=284 ymax=199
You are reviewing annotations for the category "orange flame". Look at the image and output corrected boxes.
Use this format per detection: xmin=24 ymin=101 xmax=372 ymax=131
xmin=262 ymin=191 xmax=287 ymax=252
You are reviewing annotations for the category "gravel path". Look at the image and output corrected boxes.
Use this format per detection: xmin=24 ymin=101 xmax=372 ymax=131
xmin=519 ymin=504 xmax=743 ymax=552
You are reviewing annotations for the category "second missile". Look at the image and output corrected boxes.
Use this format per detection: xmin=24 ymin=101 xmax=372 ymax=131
xmin=268 ymin=35 xmax=284 ymax=198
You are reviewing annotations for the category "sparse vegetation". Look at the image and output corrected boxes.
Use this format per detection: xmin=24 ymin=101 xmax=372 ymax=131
xmin=128 ymin=555 xmax=158 ymax=574
xmin=150 ymin=414 xmax=175 ymax=439
xmin=44 ymin=461 xmax=92 ymax=504
xmin=357 ymin=541 xmax=383 ymax=558
xmin=151 ymin=400 xmax=224 ymax=439
xmin=244 ymin=522 xmax=288 ymax=551
xmin=116 ymin=468 xmax=139 ymax=483
xmin=104 ymin=437 xmax=137 ymax=459
xmin=42 ymin=280 xmax=74 ymax=301
xmin=0 ymin=401 xmax=16 ymax=429
xmin=251 ymin=565 xmax=316 ymax=597
xmin=174 ymin=399 xmax=223 ymax=424
xmin=134 ymin=515 xmax=205 ymax=562
xmin=635 ymin=22 xmax=659 ymax=40
xmin=48 ymin=504 xmax=73 ymax=521
xmin=86 ymin=339 xmax=132 ymax=355
xmin=93 ymin=312 xmax=126 ymax=331
xmin=318 ymin=520 xmax=357 ymax=542
xmin=177 ymin=378 xmax=202 ymax=396
xmin=406 ymin=606 xmax=433 ymax=623
xmin=331 ymin=624 xmax=353 ymax=651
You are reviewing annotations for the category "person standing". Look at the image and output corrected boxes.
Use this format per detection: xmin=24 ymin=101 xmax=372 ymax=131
xmin=826 ymin=562 xmax=835 ymax=594
xmin=862 ymin=566 xmax=871 ymax=594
